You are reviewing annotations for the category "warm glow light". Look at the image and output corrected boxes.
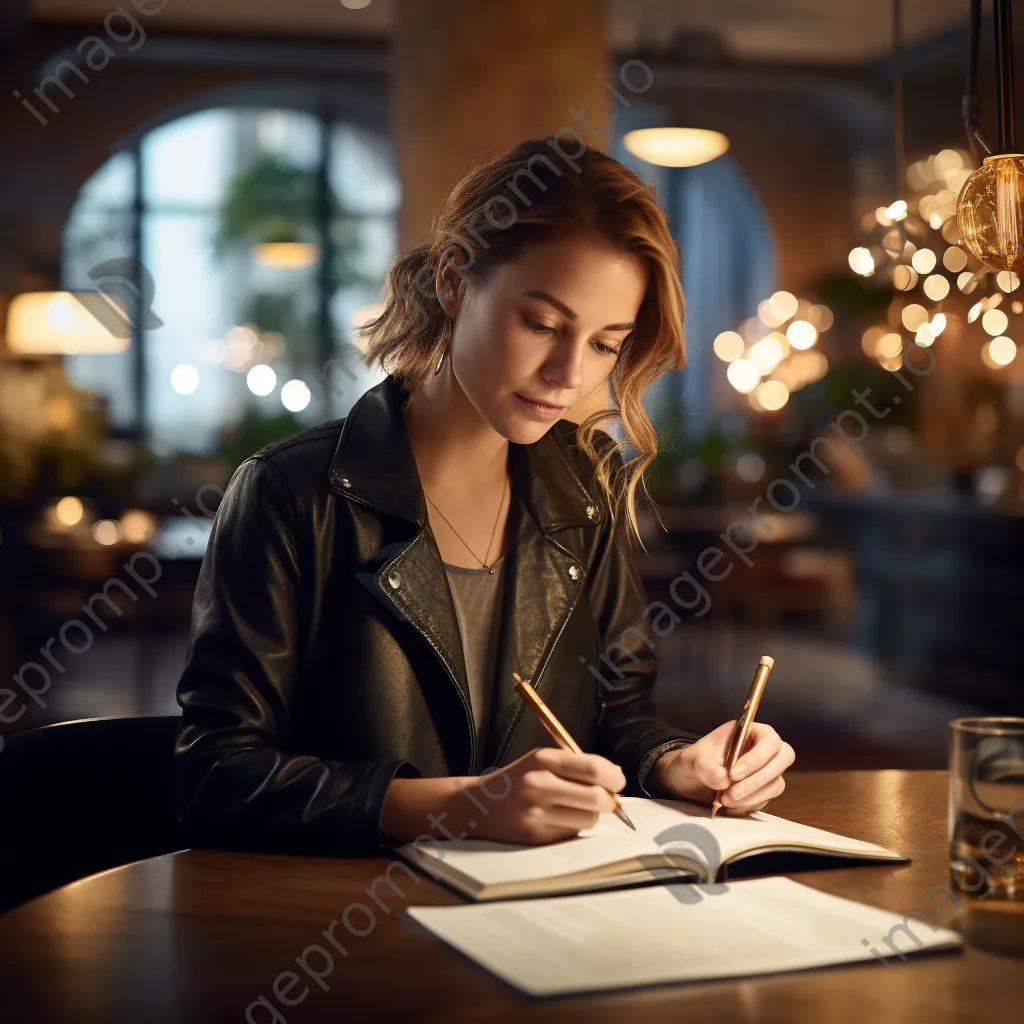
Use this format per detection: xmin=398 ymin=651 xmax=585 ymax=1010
xmin=246 ymin=364 xmax=277 ymax=396
xmin=982 ymin=308 xmax=1010 ymax=336
xmin=848 ymin=247 xmax=875 ymax=276
xmin=756 ymin=380 xmax=790 ymax=411
xmin=54 ymin=496 xmax=84 ymax=527
xmin=809 ymin=305 xmax=833 ymax=331
xmin=892 ymin=265 xmax=918 ymax=291
xmin=922 ymin=274 xmax=950 ymax=300
xmin=119 ymin=509 xmax=158 ymax=545
xmin=996 ymin=270 xmax=1021 ymax=292
xmin=862 ymin=326 xmax=886 ymax=356
xmin=959 ymin=270 xmax=981 ymax=292
xmin=957 ymin=155 xmax=1024 ymax=273
xmin=911 ymin=249 xmax=936 ymax=274
xmin=786 ymin=320 xmax=817 ymax=350
xmin=885 ymin=199 xmax=908 ymax=221
xmin=934 ymin=149 xmax=964 ymax=178
xmin=622 ymin=127 xmax=730 ymax=167
xmin=225 ymin=324 xmax=259 ymax=370
xmin=787 ymin=350 xmax=828 ymax=386
xmin=5 ymin=291 xmax=130 ymax=355
xmin=767 ymin=291 xmax=798 ymax=323
xmin=931 ymin=313 xmax=948 ymax=335
xmin=908 ymin=158 xmax=934 ymax=189
xmin=901 ymin=304 xmax=929 ymax=331
xmin=757 ymin=298 xmax=785 ymax=328
xmin=726 ymin=358 xmax=761 ymax=394
xmin=748 ymin=335 xmax=786 ymax=373
xmin=984 ymin=335 xmax=1017 ymax=366
xmin=93 ymin=519 xmax=123 ymax=546
xmin=915 ymin=323 xmax=936 ymax=347
xmin=252 ymin=242 xmax=320 ymax=269
xmin=943 ymin=246 xmax=968 ymax=272
xmin=280 ymin=379 xmax=311 ymax=412
xmin=877 ymin=332 xmax=903 ymax=359
xmin=170 ymin=363 xmax=200 ymax=395
xmin=713 ymin=330 xmax=745 ymax=362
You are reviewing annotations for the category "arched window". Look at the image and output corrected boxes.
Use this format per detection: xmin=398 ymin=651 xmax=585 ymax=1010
xmin=62 ymin=107 xmax=399 ymax=460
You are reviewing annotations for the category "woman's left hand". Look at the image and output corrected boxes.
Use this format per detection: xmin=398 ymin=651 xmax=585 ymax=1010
xmin=648 ymin=722 xmax=795 ymax=815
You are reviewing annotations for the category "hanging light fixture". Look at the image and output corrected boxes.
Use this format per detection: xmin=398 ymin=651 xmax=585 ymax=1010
xmin=957 ymin=0 xmax=1024 ymax=273
xmin=252 ymin=241 xmax=320 ymax=270
xmin=621 ymin=35 xmax=729 ymax=169
xmin=622 ymin=126 xmax=729 ymax=168
xmin=3 ymin=291 xmax=130 ymax=355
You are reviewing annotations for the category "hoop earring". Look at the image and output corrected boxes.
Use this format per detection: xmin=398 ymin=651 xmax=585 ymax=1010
xmin=433 ymin=326 xmax=451 ymax=376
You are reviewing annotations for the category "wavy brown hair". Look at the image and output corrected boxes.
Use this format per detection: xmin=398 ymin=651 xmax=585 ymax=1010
xmin=360 ymin=135 xmax=686 ymax=551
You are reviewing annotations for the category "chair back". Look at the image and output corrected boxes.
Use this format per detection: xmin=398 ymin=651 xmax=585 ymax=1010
xmin=0 ymin=715 xmax=184 ymax=915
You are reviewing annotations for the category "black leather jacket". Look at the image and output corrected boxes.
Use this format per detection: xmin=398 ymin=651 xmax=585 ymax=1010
xmin=174 ymin=373 xmax=699 ymax=855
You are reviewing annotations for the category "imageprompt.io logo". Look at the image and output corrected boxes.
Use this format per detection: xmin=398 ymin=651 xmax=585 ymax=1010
xmin=74 ymin=257 xmax=163 ymax=338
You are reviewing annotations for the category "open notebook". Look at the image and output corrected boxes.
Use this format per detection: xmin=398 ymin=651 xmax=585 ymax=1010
xmin=400 ymin=795 xmax=907 ymax=900
xmin=406 ymin=876 xmax=961 ymax=997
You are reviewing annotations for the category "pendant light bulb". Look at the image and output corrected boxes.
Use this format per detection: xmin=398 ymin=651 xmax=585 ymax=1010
xmin=957 ymin=154 xmax=1024 ymax=273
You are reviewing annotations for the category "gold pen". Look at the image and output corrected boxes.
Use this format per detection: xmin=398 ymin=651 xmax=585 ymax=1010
xmin=711 ymin=655 xmax=774 ymax=818
xmin=512 ymin=672 xmax=636 ymax=831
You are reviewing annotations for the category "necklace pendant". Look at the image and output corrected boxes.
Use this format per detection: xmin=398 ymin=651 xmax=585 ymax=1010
xmin=488 ymin=566 xmax=495 ymax=574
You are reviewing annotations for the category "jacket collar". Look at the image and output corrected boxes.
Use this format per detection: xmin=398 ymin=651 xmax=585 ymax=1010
xmin=327 ymin=373 xmax=603 ymax=533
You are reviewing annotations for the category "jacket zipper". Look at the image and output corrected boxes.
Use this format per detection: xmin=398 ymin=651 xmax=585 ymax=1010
xmin=338 ymin=487 xmax=478 ymax=774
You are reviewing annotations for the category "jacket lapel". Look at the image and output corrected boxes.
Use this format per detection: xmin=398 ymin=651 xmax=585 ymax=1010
xmin=328 ymin=373 xmax=604 ymax=775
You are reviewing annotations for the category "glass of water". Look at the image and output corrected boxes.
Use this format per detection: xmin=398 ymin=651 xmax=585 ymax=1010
xmin=949 ymin=717 xmax=1024 ymax=899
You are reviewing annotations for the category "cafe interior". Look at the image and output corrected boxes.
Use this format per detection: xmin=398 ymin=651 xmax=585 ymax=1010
xmin=0 ymin=0 xmax=1021 ymax=1016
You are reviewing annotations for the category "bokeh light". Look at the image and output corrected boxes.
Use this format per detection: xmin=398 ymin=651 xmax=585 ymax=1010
xmin=713 ymin=330 xmax=745 ymax=362
xmin=726 ymin=359 xmax=761 ymax=394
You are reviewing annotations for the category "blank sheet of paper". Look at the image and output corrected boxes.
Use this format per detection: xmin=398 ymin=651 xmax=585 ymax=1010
xmin=406 ymin=876 xmax=961 ymax=997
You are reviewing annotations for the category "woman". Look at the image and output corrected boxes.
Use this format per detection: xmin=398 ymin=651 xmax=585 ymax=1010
xmin=174 ymin=136 xmax=795 ymax=856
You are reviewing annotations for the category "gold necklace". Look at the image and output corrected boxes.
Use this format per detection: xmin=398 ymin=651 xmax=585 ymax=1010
xmin=424 ymin=474 xmax=508 ymax=574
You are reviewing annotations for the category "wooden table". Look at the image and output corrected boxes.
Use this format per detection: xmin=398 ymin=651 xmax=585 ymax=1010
xmin=0 ymin=771 xmax=1019 ymax=1023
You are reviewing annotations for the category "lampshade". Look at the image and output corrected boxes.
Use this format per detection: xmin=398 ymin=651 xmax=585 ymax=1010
xmin=622 ymin=127 xmax=729 ymax=168
xmin=957 ymin=154 xmax=1024 ymax=273
xmin=4 ymin=291 xmax=130 ymax=355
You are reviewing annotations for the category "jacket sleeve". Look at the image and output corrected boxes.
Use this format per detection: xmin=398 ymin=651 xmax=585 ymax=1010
xmin=173 ymin=455 xmax=421 ymax=856
xmin=586 ymin=447 xmax=702 ymax=797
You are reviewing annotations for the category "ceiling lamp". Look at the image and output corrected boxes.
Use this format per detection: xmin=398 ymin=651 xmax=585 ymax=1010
xmin=4 ymin=291 xmax=129 ymax=355
xmin=622 ymin=127 xmax=729 ymax=168
xmin=957 ymin=0 xmax=1024 ymax=273
xmin=252 ymin=241 xmax=320 ymax=270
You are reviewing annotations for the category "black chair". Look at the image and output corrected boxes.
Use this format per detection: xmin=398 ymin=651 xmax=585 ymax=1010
xmin=0 ymin=715 xmax=185 ymax=916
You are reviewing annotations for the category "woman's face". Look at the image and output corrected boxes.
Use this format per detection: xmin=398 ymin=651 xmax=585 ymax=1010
xmin=442 ymin=233 xmax=648 ymax=445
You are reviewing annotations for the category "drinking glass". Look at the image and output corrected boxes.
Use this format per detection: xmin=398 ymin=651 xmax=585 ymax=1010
xmin=949 ymin=716 xmax=1024 ymax=899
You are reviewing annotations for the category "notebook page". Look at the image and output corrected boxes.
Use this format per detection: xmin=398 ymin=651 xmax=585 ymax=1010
xmin=406 ymin=876 xmax=961 ymax=996
xmin=588 ymin=797 xmax=900 ymax=875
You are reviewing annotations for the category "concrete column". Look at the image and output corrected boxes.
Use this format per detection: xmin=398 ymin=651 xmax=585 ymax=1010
xmin=390 ymin=0 xmax=615 ymax=425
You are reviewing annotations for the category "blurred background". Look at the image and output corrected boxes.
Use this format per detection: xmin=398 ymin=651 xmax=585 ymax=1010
xmin=0 ymin=0 xmax=1020 ymax=770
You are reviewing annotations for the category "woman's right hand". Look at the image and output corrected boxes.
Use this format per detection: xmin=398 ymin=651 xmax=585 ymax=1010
xmin=462 ymin=746 xmax=627 ymax=844
xmin=381 ymin=746 xmax=627 ymax=846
